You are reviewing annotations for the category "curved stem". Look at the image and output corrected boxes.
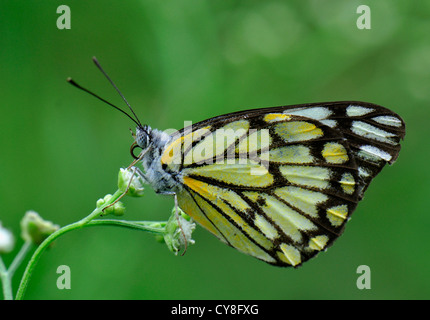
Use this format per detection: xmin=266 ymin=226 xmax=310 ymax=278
xmin=15 ymin=222 xmax=82 ymax=300
xmin=8 ymin=241 xmax=33 ymax=278
xmin=0 ymin=256 xmax=12 ymax=300
xmin=15 ymin=189 xmax=123 ymax=300
xmin=85 ymin=219 xmax=166 ymax=234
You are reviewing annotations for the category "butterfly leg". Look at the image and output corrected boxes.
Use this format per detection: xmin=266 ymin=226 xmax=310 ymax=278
xmin=102 ymin=166 xmax=139 ymax=213
xmin=132 ymin=166 xmax=148 ymax=184
xmin=156 ymin=190 xmax=176 ymax=196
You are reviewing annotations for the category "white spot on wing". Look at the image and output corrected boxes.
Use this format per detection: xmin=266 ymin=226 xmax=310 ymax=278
xmin=284 ymin=107 xmax=332 ymax=120
xmin=372 ymin=115 xmax=403 ymax=127
xmin=346 ymin=105 xmax=374 ymax=117
xmin=359 ymin=145 xmax=392 ymax=162
xmin=351 ymin=121 xmax=397 ymax=145
xmin=320 ymin=119 xmax=337 ymax=128
xmin=358 ymin=166 xmax=371 ymax=178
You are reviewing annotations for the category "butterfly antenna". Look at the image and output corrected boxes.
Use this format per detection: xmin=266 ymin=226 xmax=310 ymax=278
xmin=67 ymin=77 xmax=140 ymax=127
xmin=92 ymin=57 xmax=143 ymax=128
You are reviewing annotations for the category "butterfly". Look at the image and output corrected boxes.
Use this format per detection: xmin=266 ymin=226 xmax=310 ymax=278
xmin=70 ymin=58 xmax=406 ymax=267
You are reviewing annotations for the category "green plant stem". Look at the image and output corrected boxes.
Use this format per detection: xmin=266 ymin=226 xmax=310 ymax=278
xmin=8 ymin=241 xmax=33 ymax=278
xmin=85 ymin=219 xmax=166 ymax=234
xmin=15 ymin=189 xmax=124 ymax=300
xmin=0 ymin=256 xmax=12 ymax=300
xmin=0 ymin=241 xmax=34 ymax=300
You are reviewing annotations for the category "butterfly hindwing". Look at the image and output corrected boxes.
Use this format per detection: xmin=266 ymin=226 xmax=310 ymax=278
xmin=163 ymin=102 xmax=405 ymax=266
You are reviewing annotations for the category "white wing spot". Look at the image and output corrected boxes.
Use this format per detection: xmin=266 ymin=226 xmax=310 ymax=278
xmin=358 ymin=166 xmax=371 ymax=178
xmin=372 ymin=115 xmax=403 ymax=127
xmin=359 ymin=145 xmax=392 ymax=162
xmin=352 ymin=121 xmax=397 ymax=145
xmin=284 ymin=107 xmax=332 ymax=120
xmin=320 ymin=119 xmax=337 ymax=128
xmin=346 ymin=105 xmax=374 ymax=117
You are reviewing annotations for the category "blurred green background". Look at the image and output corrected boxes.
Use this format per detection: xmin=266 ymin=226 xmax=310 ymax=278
xmin=0 ymin=0 xmax=428 ymax=300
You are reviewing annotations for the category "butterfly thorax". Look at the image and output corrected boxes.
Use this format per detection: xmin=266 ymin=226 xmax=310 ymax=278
xmin=136 ymin=126 xmax=179 ymax=194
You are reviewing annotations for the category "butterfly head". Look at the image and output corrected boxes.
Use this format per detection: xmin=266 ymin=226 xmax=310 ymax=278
xmin=130 ymin=125 xmax=151 ymax=159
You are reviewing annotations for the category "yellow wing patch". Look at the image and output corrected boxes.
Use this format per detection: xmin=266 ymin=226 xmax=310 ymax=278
xmin=326 ymin=205 xmax=348 ymax=227
xmin=243 ymin=192 xmax=317 ymax=243
xmin=161 ymin=126 xmax=211 ymax=166
xmin=264 ymin=113 xmax=292 ymax=123
xmin=278 ymin=244 xmax=302 ymax=266
xmin=190 ymin=120 xmax=249 ymax=164
xmin=308 ymin=235 xmax=329 ymax=251
xmin=236 ymin=129 xmax=271 ymax=154
xmin=280 ymin=165 xmax=331 ymax=189
xmin=191 ymin=190 xmax=276 ymax=263
xmin=340 ymin=172 xmax=356 ymax=195
xmin=181 ymin=177 xmax=276 ymax=262
xmin=254 ymin=214 xmax=279 ymax=240
xmin=274 ymin=186 xmax=328 ymax=218
xmin=183 ymin=176 xmax=250 ymax=213
xmin=321 ymin=142 xmax=349 ymax=164
xmin=275 ymin=121 xmax=324 ymax=143
xmin=176 ymin=186 xmax=224 ymax=240
xmin=262 ymin=145 xmax=314 ymax=164
xmin=183 ymin=161 xmax=273 ymax=187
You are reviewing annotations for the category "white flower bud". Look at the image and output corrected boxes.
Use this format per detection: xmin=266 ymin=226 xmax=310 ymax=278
xmin=118 ymin=167 xmax=145 ymax=197
xmin=0 ymin=222 xmax=15 ymax=253
xmin=164 ymin=208 xmax=196 ymax=255
xmin=20 ymin=211 xmax=59 ymax=245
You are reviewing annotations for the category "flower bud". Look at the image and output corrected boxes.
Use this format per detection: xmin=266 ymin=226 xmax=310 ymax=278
xmin=118 ymin=167 xmax=145 ymax=197
xmin=97 ymin=194 xmax=126 ymax=216
xmin=163 ymin=207 xmax=195 ymax=255
xmin=110 ymin=202 xmax=126 ymax=216
xmin=0 ymin=222 xmax=15 ymax=253
xmin=20 ymin=211 xmax=59 ymax=245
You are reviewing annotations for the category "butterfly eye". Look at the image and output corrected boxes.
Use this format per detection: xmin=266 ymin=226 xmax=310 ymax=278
xmin=130 ymin=142 xmax=142 ymax=160
xmin=135 ymin=125 xmax=150 ymax=149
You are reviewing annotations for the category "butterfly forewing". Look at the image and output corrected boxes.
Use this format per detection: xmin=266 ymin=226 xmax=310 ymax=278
xmin=161 ymin=102 xmax=405 ymax=267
